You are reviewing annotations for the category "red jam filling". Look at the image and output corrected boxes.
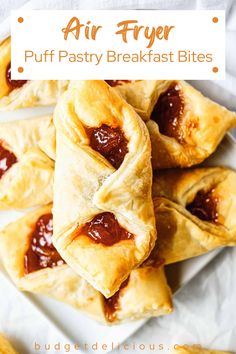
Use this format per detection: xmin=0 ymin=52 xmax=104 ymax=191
xmin=105 ymin=80 xmax=132 ymax=87
xmin=87 ymin=124 xmax=128 ymax=169
xmin=24 ymin=214 xmax=65 ymax=274
xmin=151 ymin=83 xmax=184 ymax=142
xmin=104 ymin=277 xmax=130 ymax=322
xmin=6 ymin=63 xmax=27 ymax=90
xmin=187 ymin=189 xmax=220 ymax=223
xmin=0 ymin=142 xmax=17 ymax=179
xmin=79 ymin=212 xmax=134 ymax=246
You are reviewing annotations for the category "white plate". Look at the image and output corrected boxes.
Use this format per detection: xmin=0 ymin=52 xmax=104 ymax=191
xmin=0 ymin=104 xmax=235 ymax=354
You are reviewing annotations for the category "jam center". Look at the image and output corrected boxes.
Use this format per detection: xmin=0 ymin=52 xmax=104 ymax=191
xmin=151 ymin=83 xmax=184 ymax=142
xmin=105 ymin=80 xmax=132 ymax=87
xmin=186 ymin=188 xmax=220 ymax=224
xmin=24 ymin=214 xmax=65 ymax=274
xmin=79 ymin=212 xmax=134 ymax=246
xmin=87 ymin=124 xmax=128 ymax=169
xmin=6 ymin=63 xmax=27 ymax=90
xmin=104 ymin=277 xmax=129 ymax=322
xmin=0 ymin=142 xmax=17 ymax=179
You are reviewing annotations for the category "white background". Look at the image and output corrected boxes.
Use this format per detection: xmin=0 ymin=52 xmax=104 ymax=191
xmin=11 ymin=10 xmax=225 ymax=80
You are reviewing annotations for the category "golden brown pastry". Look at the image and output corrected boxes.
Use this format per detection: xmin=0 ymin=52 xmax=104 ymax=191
xmin=0 ymin=116 xmax=54 ymax=209
xmin=0 ymin=334 xmax=18 ymax=354
xmin=133 ymin=80 xmax=236 ymax=169
xmin=105 ymin=80 xmax=159 ymax=121
xmin=153 ymin=167 xmax=236 ymax=264
xmin=173 ymin=345 xmax=233 ymax=354
xmin=0 ymin=37 xmax=69 ymax=110
xmin=53 ymin=80 xmax=156 ymax=297
xmin=0 ymin=206 xmax=172 ymax=325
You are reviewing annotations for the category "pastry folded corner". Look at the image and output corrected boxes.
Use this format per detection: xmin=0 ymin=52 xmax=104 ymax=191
xmin=110 ymin=80 xmax=162 ymax=121
xmin=0 ymin=207 xmax=172 ymax=325
xmin=145 ymin=80 xmax=236 ymax=169
xmin=0 ymin=116 xmax=54 ymax=209
xmin=53 ymin=80 xmax=156 ymax=298
xmin=153 ymin=167 xmax=236 ymax=264
xmin=0 ymin=334 xmax=18 ymax=354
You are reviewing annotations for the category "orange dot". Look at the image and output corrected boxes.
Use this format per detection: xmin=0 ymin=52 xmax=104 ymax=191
xmin=18 ymin=67 xmax=24 ymax=73
xmin=18 ymin=17 xmax=24 ymax=23
xmin=212 ymin=17 xmax=218 ymax=23
xmin=212 ymin=67 xmax=219 ymax=73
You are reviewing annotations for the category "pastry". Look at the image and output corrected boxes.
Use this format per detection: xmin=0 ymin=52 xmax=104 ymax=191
xmin=129 ymin=80 xmax=236 ymax=169
xmin=105 ymin=80 xmax=159 ymax=121
xmin=0 ymin=206 xmax=172 ymax=324
xmin=0 ymin=334 xmax=18 ymax=354
xmin=53 ymin=80 xmax=156 ymax=297
xmin=173 ymin=345 xmax=232 ymax=354
xmin=152 ymin=167 xmax=236 ymax=264
xmin=0 ymin=37 xmax=69 ymax=110
xmin=0 ymin=116 xmax=54 ymax=209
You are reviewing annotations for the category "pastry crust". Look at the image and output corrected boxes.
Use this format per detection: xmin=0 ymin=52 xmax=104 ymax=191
xmin=0 ymin=37 xmax=69 ymax=110
xmin=0 ymin=334 xmax=18 ymax=354
xmin=173 ymin=345 xmax=232 ymax=354
xmin=0 ymin=207 xmax=172 ymax=325
xmin=0 ymin=116 xmax=54 ymax=209
xmin=53 ymin=80 xmax=156 ymax=297
xmin=133 ymin=80 xmax=236 ymax=169
xmin=153 ymin=167 xmax=236 ymax=264
xmin=112 ymin=80 xmax=161 ymax=121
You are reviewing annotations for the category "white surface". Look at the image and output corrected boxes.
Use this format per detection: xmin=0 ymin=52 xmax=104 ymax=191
xmin=0 ymin=1 xmax=236 ymax=354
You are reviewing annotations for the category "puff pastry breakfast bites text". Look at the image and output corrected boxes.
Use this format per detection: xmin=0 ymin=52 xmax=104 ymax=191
xmin=144 ymin=80 xmax=236 ymax=169
xmin=153 ymin=167 xmax=236 ymax=264
xmin=0 ymin=116 xmax=54 ymax=209
xmin=0 ymin=206 xmax=172 ymax=325
xmin=173 ymin=346 xmax=232 ymax=354
xmin=0 ymin=334 xmax=18 ymax=354
xmin=53 ymin=80 xmax=156 ymax=297
xmin=0 ymin=37 xmax=69 ymax=110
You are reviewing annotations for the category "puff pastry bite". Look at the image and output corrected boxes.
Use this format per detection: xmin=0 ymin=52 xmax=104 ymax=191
xmin=0 ymin=37 xmax=69 ymax=110
xmin=0 ymin=334 xmax=18 ymax=354
xmin=0 ymin=206 xmax=172 ymax=324
xmin=141 ymin=80 xmax=236 ymax=169
xmin=173 ymin=346 xmax=232 ymax=354
xmin=152 ymin=167 xmax=236 ymax=264
xmin=0 ymin=116 xmax=54 ymax=209
xmin=105 ymin=80 xmax=159 ymax=121
xmin=53 ymin=80 xmax=156 ymax=297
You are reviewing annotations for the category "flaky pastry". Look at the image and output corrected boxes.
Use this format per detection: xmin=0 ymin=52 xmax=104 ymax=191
xmin=153 ymin=167 xmax=236 ymax=264
xmin=0 ymin=37 xmax=69 ymax=110
xmin=114 ymin=80 xmax=235 ymax=169
xmin=0 ymin=116 xmax=54 ymax=209
xmin=53 ymin=80 xmax=156 ymax=297
xmin=173 ymin=345 xmax=232 ymax=354
xmin=106 ymin=80 xmax=160 ymax=121
xmin=0 ymin=334 xmax=18 ymax=354
xmin=0 ymin=206 xmax=172 ymax=324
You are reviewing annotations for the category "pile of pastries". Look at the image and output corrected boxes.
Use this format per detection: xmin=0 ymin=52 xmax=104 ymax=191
xmin=0 ymin=37 xmax=236 ymax=339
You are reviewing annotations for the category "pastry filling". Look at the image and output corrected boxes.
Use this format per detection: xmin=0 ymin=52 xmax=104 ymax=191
xmin=87 ymin=124 xmax=128 ymax=169
xmin=104 ymin=277 xmax=130 ymax=322
xmin=0 ymin=142 xmax=17 ymax=179
xmin=24 ymin=214 xmax=65 ymax=274
xmin=6 ymin=63 xmax=27 ymax=91
xmin=105 ymin=80 xmax=133 ymax=87
xmin=186 ymin=188 xmax=220 ymax=223
xmin=79 ymin=212 xmax=134 ymax=246
xmin=151 ymin=83 xmax=184 ymax=142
